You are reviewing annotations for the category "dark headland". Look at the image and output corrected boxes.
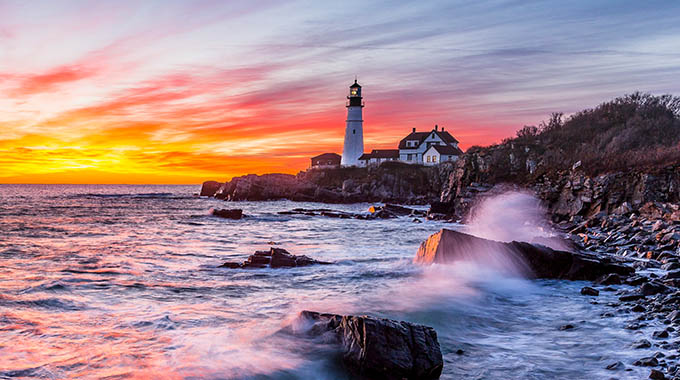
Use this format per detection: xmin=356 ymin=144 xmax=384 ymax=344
xmin=202 ymin=93 xmax=680 ymax=379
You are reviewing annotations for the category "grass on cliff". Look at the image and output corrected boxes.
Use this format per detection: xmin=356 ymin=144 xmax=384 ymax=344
xmin=496 ymin=92 xmax=680 ymax=175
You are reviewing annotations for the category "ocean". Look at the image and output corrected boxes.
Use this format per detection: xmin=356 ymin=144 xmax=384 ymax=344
xmin=0 ymin=185 xmax=650 ymax=379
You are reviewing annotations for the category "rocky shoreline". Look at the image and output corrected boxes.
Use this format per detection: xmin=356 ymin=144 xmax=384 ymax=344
xmin=200 ymin=154 xmax=678 ymax=378
xmin=564 ymin=212 xmax=680 ymax=379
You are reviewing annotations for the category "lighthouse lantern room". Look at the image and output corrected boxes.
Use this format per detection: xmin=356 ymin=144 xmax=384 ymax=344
xmin=341 ymin=79 xmax=364 ymax=166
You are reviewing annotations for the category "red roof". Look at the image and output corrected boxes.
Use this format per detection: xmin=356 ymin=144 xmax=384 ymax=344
xmin=359 ymin=149 xmax=399 ymax=160
xmin=311 ymin=153 xmax=341 ymax=161
xmin=428 ymin=144 xmax=463 ymax=155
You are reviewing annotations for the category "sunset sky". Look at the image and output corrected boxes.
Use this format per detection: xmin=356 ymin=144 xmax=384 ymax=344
xmin=2 ymin=1 xmax=679 ymax=184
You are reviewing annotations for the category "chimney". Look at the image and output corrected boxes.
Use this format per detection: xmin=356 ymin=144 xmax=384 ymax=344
xmin=434 ymin=124 xmax=438 ymax=131
xmin=442 ymin=126 xmax=445 ymax=131
xmin=412 ymin=127 xmax=416 ymax=133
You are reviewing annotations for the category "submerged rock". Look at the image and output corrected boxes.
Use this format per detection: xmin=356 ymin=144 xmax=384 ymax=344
xmin=211 ymin=208 xmax=243 ymax=219
xmin=606 ymin=361 xmax=625 ymax=370
xmin=219 ymin=248 xmax=330 ymax=269
xmin=581 ymin=286 xmax=599 ymax=296
xmin=413 ymin=229 xmax=633 ymax=281
xmin=295 ymin=310 xmax=443 ymax=380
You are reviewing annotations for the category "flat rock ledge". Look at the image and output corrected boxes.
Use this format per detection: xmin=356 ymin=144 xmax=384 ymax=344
xmin=219 ymin=248 xmax=331 ymax=269
xmin=295 ymin=310 xmax=443 ymax=380
xmin=278 ymin=204 xmax=425 ymax=220
xmin=414 ymin=229 xmax=633 ymax=281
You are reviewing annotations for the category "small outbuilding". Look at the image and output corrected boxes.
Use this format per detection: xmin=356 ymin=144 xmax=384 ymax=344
xmin=310 ymin=153 xmax=341 ymax=168
xmin=358 ymin=149 xmax=400 ymax=166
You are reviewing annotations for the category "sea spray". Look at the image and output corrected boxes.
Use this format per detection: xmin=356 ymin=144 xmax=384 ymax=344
xmin=466 ymin=191 xmax=568 ymax=250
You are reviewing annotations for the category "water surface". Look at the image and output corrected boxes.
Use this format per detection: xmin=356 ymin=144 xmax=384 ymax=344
xmin=0 ymin=185 xmax=653 ymax=379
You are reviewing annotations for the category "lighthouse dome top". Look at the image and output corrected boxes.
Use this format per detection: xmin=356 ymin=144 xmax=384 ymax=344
xmin=350 ymin=79 xmax=361 ymax=88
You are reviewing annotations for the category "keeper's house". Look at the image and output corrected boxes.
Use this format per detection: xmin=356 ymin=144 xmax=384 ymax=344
xmin=398 ymin=125 xmax=463 ymax=165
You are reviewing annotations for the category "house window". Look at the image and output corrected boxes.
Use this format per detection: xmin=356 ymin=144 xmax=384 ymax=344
xmin=407 ymin=154 xmax=412 ymax=161
xmin=353 ymin=129 xmax=355 ymax=134
xmin=432 ymin=156 xmax=437 ymax=163
xmin=426 ymin=156 xmax=431 ymax=163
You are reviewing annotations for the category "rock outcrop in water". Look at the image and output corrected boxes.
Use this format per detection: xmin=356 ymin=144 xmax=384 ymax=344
xmin=276 ymin=204 xmax=423 ymax=220
xmin=219 ymin=248 xmax=330 ymax=269
xmin=296 ymin=310 xmax=443 ymax=380
xmin=211 ymin=208 xmax=243 ymax=219
xmin=414 ymin=229 xmax=633 ymax=281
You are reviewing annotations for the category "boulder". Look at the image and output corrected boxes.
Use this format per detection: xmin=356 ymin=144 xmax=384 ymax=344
xmin=598 ymin=273 xmax=623 ymax=285
xmin=640 ymin=281 xmax=669 ymax=296
xmin=211 ymin=208 xmax=243 ymax=219
xmin=295 ymin=310 xmax=443 ymax=380
xmin=220 ymin=248 xmax=330 ymax=269
xmin=428 ymin=201 xmax=456 ymax=217
xmin=200 ymin=180 xmax=222 ymax=196
xmin=414 ymin=229 xmax=633 ymax=281
xmin=581 ymin=286 xmax=599 ymax=296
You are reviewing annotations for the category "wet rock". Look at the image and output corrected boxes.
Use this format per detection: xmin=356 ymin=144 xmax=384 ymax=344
xmin=634 ymin=339 xmax=652 ymax=349
xmin=219 ymin=248 xmax=330 ymax=269
xmin=632 ymin=305 xmax=647 ymax=313
xmin=427 ymin=201 xmax=456 ymax=218
xmin=279 ymin=208 xmax=370 ymax=220
xmin=649 ymin=369 xmax=666 ymax=380
xmin=369 ymin=204 xmax=425 ymax=218
xmin=211 ymin=208 xmax=243 ymax=219
xmin=627 ymin=275 xmax=650 ymax=286
xmin=598 ymin=273 xmax=623 ymax=285
xmin=635 ymin=357 xmax=660 ymax=367
xmin=606 ymin=361 xmax=625 ymax=370
xmin=581 ymin=286 xmax=599 ymax=296
xmin=296 ymin=310 xmax=444 ymax=380
xmin=620 ymin=293 xmax=645 ymax=302
xmin=667 ymin=310 xmax=680 ymax=323
xmin=641 ymin=282 xmax=670 ymax=296
xmin=653 ymin=330 xmax=670 ymax=339
xmin=559 ymin=324 xmax=575 ymax=330
xmin=414 ymin=229 xmax=633 ymax=281
xmin=662 ymin=262 xmax=680 ymax=272
xmin=200 ymin=180 xmax=222 ymax=196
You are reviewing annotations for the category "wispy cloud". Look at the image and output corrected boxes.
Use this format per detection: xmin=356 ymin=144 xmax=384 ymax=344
xmin=1 ymin=0 xmax=679 ymax=183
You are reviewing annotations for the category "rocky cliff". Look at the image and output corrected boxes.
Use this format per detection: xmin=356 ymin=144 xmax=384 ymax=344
xmin=440 ymin=143 xmax=680 ymax=222
xmin=201 ymin=161 xmax=454 ymax=205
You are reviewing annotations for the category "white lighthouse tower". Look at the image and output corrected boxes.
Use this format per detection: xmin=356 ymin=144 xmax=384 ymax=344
xmin=341 ymin=79 xmax=364 ymax=166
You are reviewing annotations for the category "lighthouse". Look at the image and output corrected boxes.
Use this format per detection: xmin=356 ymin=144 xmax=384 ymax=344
xmin=341 ymin=79 xmax=364 ymax=166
